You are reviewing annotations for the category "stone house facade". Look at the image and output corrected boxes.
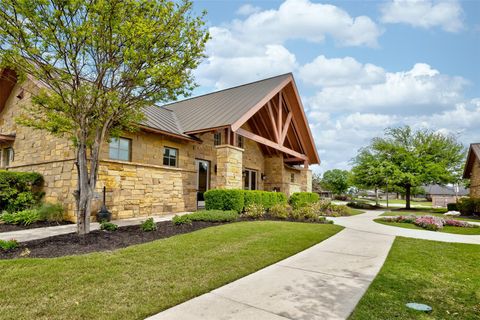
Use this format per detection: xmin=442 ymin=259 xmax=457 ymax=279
xmin=0 ymin=71 xmax=319 ymax=221
xmin=463 ymin=143 xmax=480 ymax=198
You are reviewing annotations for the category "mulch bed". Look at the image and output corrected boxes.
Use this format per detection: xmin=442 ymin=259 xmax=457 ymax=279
xmin=0 ymin=220 xmax=226 ymax=260
xmin=0 ymin=221 xmax=73 ymax=233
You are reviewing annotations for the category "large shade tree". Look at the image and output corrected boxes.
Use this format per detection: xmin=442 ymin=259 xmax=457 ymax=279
xmin=320 ymin=169 xmax=351 ymax=196
xmin=0 ymin=0 xmax=209 ymax=234
xmin=360 ymin=126 xmax=465 ymax=209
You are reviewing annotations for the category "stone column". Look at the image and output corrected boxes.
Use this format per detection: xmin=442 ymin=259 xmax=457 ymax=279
xmin=216 ymin=145 xmax=243 ymax=189
xmin=300 ymin=168 xmax=312 ymax=192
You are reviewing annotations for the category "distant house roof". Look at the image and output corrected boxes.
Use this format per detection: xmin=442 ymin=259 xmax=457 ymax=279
xmin=463 ymin=143 xmax=480 ymax=179
xmin=422 ymin=184 xmax=469 ymax=196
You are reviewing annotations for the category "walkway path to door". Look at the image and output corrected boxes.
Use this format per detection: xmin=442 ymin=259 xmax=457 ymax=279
xmin=148 ymin=210 xmax=480 ymax=320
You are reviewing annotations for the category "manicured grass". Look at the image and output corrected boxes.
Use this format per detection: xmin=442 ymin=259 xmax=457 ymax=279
xmin=346 ymin=208 xmax=365 ymax=216
xmin=0 ymin=221 xmax=342 ymax=320
xmin=349 ymin=237 xmax=480 ymax=319
xmin=375 ymin=219 xmax=480 ymax=235
xmin=381 ymin=210 xmax=480 ymax=223
xmin=355 ymin=198 xmax=432 ymax=207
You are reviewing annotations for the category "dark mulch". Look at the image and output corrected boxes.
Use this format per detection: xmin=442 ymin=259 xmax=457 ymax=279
xmin=0 ymin=220 xmax=73 ymax=233
xmin=0 ymin=220 xmax=225 ymax=260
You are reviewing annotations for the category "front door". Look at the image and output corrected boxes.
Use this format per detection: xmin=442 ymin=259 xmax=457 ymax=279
xmin=196 ymin=159 xmax=210 ymax=208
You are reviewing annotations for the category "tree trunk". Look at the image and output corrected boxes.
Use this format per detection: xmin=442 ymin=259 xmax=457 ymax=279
xmin=374 ymin=187 xmax=379 ymax=206
xmin=75 ymin=142 xmax=92 ymax=235
xmin=405 ymin=184 xmax=411 ymax=210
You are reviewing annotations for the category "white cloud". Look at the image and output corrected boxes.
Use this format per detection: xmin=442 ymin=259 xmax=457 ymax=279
xmin=299 ymin=55 xmax=386 ymax=87
xmin=236 ymin=4 xmax=262 ymax=16
xmin=195 ymin=45 xmax=297 ymax=89
xmin=381 ymin=0 xmax=464 ymax=32
xmin=230 ymin=0 xmax=382 ymax=47
xmin=308 ymin=63 xmax=468 ymax=114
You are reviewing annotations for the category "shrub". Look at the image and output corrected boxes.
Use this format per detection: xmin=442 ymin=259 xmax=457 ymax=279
xmin=100 ymin=221 xmax=118 ymax=231
xmin=447 ymin=203 xmax=458 ymax=211
xmin=173 ymin=210 xmax=238 ymax=225
xmin=444 ymin=219 xmax=479 ymax=228
xmin=243 ymin=203 xmax=265 ymax=219
xmin=269 ymin=203 xmax=291 ymax=220
xmin=290 ymin=205 xmax=332 ymax=223
xmin=244 ymin=190 xmax=287 ymax=209
xmin=414 ymin=216 xmax=444 ymax=231
xmin=38 ymin=203 xmax=64 ymax=222
xmin=347 ymin=201 xmax=378 ymax=210
xmin=0 ymin=170 xmax=44 ymax=212
xmin=204 ymin=189 xmax=244 ymax=213
xmin=141 ymin=218 xmax=157 ymax=232
xmin=457 ymin=197 xmax=480 ymax=215
xmin=328 ymin=204 xmax=350 ymax=216
xmin=289 ymin=192 xmax=320 ymax=209
xmin=0 ymin=239 xmax=18 ymax=251
xmin=0 ymin=209 xmax=40 ymax=226
xmin=333 ymin=195 xmax=349 ymax=201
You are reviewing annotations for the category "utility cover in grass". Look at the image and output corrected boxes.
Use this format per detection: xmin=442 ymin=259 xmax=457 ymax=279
xmin=406 ymin=302 xmax=432 ymax=312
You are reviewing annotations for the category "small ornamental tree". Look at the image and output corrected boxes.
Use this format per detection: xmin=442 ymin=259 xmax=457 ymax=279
xmin=0 ymin=0 xmax=209 ymax=234
xmin=363 ymin=126 xmax=465 ymax=209
xmin=320 ymin=169 xmax=351 ymax=196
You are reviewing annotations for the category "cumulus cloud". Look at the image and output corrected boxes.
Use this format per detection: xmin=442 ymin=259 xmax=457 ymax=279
xmin=308 ymin=63 xmax=468 ymax=114
xmin=380 ymin=0 xmax=464 ymax=32
xmin=236 ymin=4 xmax=262 ymax=16
xmin=299 ymin=55 xmax=386 ymax=87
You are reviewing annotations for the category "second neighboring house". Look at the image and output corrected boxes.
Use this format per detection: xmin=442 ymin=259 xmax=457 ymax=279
xmin=422 ymin=184 xmax=469 ymax=208
xmin=0 ymin=70 xmax=319 ymax=221
xmin=463 ymin=143 xmax=480 ymax=198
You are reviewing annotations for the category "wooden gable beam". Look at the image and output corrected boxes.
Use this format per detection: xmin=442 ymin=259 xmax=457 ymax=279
xmin=277 ymin=92 xmax=283 ymax=137
xmin=266 ymin=101 xmax=279 ymax=142
xmin=236 ymin=127 xmax=307 ymax=160
xmin=279 ymin=111 xmax=293 ymax=146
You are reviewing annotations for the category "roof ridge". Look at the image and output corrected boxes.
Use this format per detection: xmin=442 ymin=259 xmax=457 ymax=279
xmin=161 ymin=72 xmax=292 ymax=108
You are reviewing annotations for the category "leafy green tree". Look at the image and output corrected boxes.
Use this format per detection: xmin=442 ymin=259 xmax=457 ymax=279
xmin=0 ymin=0 xmax=209 ymax=234
xmin=320 ymin=169 xmax=351 ymax=196
xmin=364 ymin=126 xmax=465 ymax=209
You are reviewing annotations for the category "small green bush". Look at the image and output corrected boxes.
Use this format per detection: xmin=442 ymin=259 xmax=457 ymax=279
xmin=100 ymin=221 xmax=118 ymax=231
xmin=38 ymin=203 xmax=64 ymax=222
xmin=172 ymin=210 xmax=238 ymax=225
xmin=243 ymin=203 xmax=265 ymax=219
xmin=0 ymin=239 xmax=18 ymax=251
xmin=141 ymin=218 xmax=157 ymax=232
xmin=457 ymin=197 xmax=480 ymax=215
xmin=244 ymin=190 xmax=287 ymax=209
xmin=0 ymin=209 xmax=40 ymax=226
xmin=269 ymin=203 xmax=291 ymax=220
xmin=347 ymin=201 xmax=378 ymax=210
xmin=289 ymin=192 xmax=320 ymax=209
xmin=0 ymin=170 xmax=44 ymax=212
xmin=447 ymin=203 xmax=458 ymax=211
xmin=204 ymin=189 xmax=244 ymax=213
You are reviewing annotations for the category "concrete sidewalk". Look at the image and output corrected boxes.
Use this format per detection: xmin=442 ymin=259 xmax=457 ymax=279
xmin=0 ymin=213 xmax=188 ymax=242
xmin=147 ymin=227 xmax=395 ymax=320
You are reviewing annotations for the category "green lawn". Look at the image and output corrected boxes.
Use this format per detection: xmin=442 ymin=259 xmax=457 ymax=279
xmin=349 ymin=237 xmax=480 ymax=319
xmin=346 ymin=208 xmax=365 ymax=216
xmin=375 ymin=219 xmax=480 ymax=235
xmin=381 ymin=210 xmax=480 ymax=223
xmin=355 ymin=198 xmax=432 ymax=207
xmin=0 ymin=221 xmax=342 ymax=320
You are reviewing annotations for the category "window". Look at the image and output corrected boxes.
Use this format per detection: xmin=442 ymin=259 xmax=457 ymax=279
xmin=244 ymin=169 xmax=257 ymax=190
xmin=291 ymin=173 xmax=295 ymax=183
xmin=237 ymin=135 xmax=244 ymax=148
xmin=0 ymin=148 xmax=14 ymax=168
xmin=109 ymin=137 xmax=131 ymax=161
xmin=163 ymin=147 xmax=178 ymax=167
xmin=214 ymin=132 xmax=222 ymax=146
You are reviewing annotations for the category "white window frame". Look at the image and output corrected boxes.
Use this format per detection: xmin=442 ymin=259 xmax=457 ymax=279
xmin=244 ymin=169 xmax=257 ymax=190
xmin=163 ymin=147 xmax=178 ymax=167
xmin=109 ymin=137 xmax=132 ymax=162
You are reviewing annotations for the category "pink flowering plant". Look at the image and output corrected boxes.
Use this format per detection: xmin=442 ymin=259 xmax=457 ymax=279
xmin=382 ymin=215 xmax=479 ymax=231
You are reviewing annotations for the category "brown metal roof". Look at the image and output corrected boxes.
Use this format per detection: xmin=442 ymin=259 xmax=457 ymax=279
xmin=463 ymin=143 xmax=480 ymax=178
xmin=140 ymin=105 xmax=190 ymax=139
xmin=163 ymin=73 xmax=292 ymax=133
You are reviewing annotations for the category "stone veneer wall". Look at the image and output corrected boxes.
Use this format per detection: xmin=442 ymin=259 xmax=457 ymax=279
xmin=471 ymin=157 xmax=480 ymax=198
xmin=215 ymin=145 xmax=243 ymax=189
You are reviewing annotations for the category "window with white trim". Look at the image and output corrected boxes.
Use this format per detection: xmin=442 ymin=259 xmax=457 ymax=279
xmin=109 ymin=137 xmax=131 ymax=161
xmin=163 ymin=147 xmax=178 ymax=167
xmin=213 ymin=132 xmax=222 ymax=146
xmin=244 ymin=169 xmax=257 ymax=190
xmin=0 ymin=147 xmax=14 ymax=168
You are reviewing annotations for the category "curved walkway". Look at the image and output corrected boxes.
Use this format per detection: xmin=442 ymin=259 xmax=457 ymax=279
xmin=330 ymin=210 xmax=480 ymax=245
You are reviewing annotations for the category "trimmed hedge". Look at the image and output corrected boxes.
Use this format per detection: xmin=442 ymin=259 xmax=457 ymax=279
xmin=457 ymin=197 xmax=480 ymax=215
xmin=204 ymin=189 xmax=287 ymax=213
xmin=289 ymin=192 xmax=320 ymax=209
xmin=0 ymin=170 xmax=44 ymax=212
xmin=172 ymin=210 xmax=238 ymax=225
xmin=447 ymin=203 xmax=458 ymax=211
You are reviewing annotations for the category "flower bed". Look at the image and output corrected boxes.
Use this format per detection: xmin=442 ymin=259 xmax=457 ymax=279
xmin=382 ymin=215 xmax=479 ymax=231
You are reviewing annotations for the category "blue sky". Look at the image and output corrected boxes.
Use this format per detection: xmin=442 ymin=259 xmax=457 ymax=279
xmin=189 ymin=0 xmax=480 ymax=173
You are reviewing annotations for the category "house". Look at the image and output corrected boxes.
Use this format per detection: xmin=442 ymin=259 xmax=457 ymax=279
xmin=422 ymin=184 xmax=469 ymax=208
xmin=0 ymin=70 xmax=319 ymax=220
xmin=463 ymin=143 xmax=480 ymax=198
